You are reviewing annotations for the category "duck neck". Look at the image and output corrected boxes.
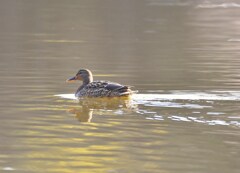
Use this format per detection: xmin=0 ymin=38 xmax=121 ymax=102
xmin=75 ymin=75 xmax=93 ymax=95
xmin=83 ymin=75 xmax=93 ymax=86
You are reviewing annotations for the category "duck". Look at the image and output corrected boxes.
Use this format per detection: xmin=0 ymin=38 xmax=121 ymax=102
xmin=66 ymin=69 xmax=136 ymax=98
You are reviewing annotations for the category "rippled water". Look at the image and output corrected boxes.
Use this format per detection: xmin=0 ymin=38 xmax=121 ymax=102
xmin=1 ymin=0 xmax=240 ymax=173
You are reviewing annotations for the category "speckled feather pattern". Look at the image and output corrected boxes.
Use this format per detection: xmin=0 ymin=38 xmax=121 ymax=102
xmin=75 ymin=80 xmax=133 ymax=97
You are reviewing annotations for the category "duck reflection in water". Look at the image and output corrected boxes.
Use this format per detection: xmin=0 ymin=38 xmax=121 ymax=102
xmin=68 ymin=96 xmax=137 ymax=123
xmin=66 ymin=68 xmax=137 ymax=122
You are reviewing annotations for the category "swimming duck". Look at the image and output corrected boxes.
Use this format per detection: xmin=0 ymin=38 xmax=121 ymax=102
xmin=66 ymin=69 xmax=136 ymax=98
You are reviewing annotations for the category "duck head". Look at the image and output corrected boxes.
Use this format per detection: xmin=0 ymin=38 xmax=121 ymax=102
xmin=66 ymin=69 xmax=93 ymax=84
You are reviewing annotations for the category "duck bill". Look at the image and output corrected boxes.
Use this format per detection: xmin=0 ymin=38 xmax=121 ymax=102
xmin=66 ymin=76 xmax=77 ymax=83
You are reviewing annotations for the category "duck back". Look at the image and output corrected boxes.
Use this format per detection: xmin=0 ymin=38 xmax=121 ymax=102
xmin=75 ymin=81 xmax=134 ymax=97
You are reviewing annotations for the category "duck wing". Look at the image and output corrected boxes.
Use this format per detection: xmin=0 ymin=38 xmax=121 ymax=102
xmin=84 ymin=81 xmax=134 ymax=97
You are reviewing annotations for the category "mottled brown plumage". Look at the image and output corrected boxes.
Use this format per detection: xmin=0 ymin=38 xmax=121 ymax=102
xmin=67 ymin=69 xmax=136 ymax=98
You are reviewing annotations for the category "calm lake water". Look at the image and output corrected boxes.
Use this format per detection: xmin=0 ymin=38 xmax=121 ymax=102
xmin=1 ymin=0 xmax=240 ymax=172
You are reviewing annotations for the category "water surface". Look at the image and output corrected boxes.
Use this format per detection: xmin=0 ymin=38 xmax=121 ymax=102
xmin=0 ymin=0 xmax=240 ymax=173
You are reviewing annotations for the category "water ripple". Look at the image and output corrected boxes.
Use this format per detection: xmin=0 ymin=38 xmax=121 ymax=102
xmin=56 ymin=90 xmax=240 ymax=101
xmin=197 ymin=3 xmax=240 ymax=8
xmin=56 ymin=91 xmax=240 ymax=127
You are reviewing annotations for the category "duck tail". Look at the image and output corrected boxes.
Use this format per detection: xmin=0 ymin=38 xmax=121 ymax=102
xmin=116 ymin=86 xmax=138 ymax=96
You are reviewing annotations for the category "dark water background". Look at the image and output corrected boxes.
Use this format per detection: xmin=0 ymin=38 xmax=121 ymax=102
xmin=0 ymin=0 xmax=240 ymax=172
